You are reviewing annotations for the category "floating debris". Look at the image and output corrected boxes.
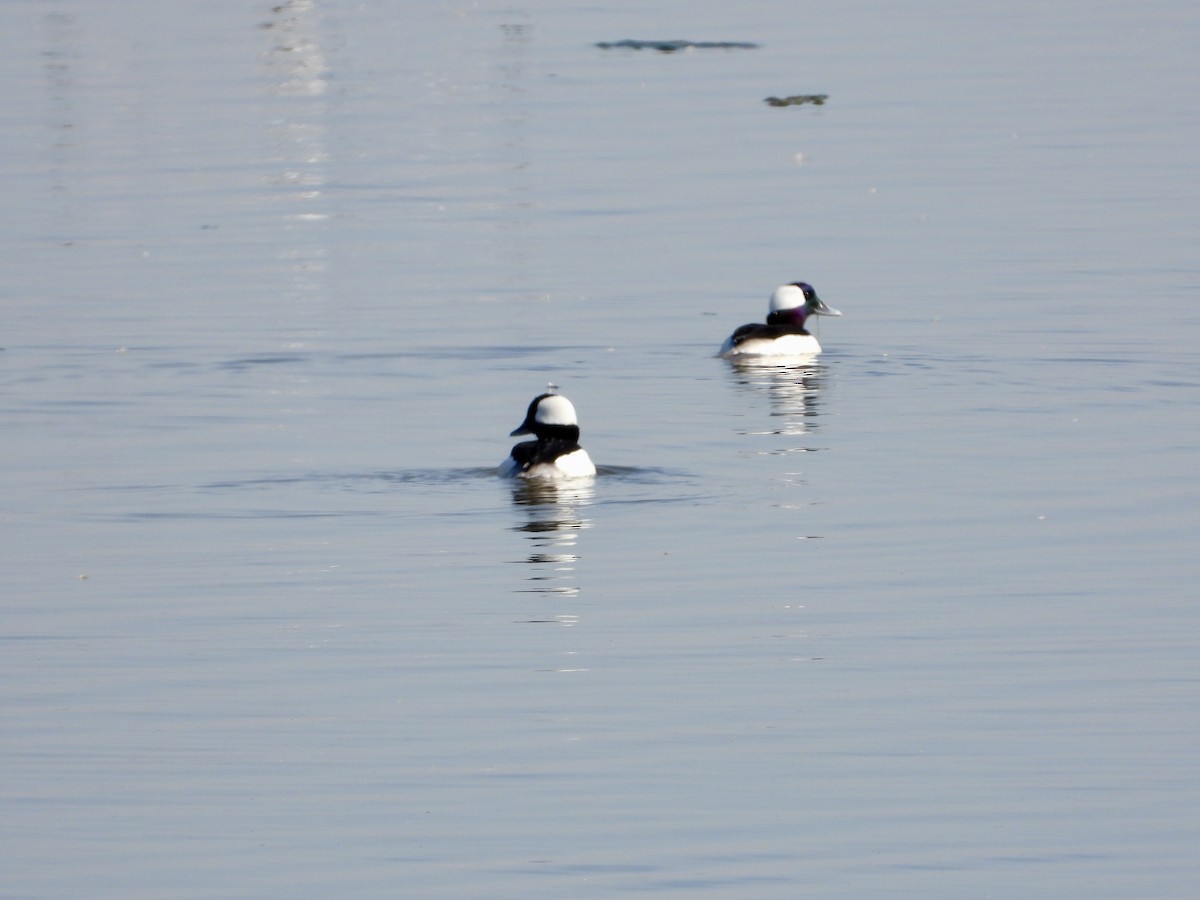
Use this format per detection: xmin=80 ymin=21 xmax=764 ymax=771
xmin=765 ymin=94 xmax=829 ymax=107
xmin=596 ymin=39 xmax=759 ymax=52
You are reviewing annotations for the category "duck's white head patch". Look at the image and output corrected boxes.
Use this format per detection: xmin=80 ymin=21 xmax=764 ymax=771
xmin=535 ymin=394 xmax=579 ymax=426
xmin=769 ymin=283 xmax=808 ymax=312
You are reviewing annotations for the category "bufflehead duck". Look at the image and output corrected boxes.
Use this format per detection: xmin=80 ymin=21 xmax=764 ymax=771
xmin=718 ymin=282 xmax=842 ymax=358
xmin=499 ymin=392 xmax=596 ymax=480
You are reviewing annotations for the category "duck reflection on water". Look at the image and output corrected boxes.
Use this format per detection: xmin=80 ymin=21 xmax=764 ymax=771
xmin=510 ymin=478 xmax=594 ymax=604
xmin=727 ymin=358 xmax=828 ymax=437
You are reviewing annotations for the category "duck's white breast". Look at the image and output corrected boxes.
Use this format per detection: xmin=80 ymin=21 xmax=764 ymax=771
xmin=719 ymin=333 xmax=822 ymax=358
xmin=541 ymin=448 xmax=596 ymax=479
xmin=499 ymin=449 xmax=596 ymax=480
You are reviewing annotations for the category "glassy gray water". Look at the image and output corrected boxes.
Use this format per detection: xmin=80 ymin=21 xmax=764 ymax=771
xmin=4 ymin=0 xmax=1199 ymax=897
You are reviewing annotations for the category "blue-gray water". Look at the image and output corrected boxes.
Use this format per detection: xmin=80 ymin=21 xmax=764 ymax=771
xmin=4 ymin=1 xmax=1199 ymax=897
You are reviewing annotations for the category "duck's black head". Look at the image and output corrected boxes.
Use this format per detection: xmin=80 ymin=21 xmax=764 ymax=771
xmin=510 ymin=392 xmax=582 ymax=442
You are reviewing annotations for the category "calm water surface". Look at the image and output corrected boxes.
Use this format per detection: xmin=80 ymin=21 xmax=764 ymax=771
xmin=3 ymin=0 xmax=1199 ymax=897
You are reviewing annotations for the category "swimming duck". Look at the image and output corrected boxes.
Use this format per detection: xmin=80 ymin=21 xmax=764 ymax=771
xmin=718 ymin=282 xmax=842 ymax=358
xmin=499 ymin=392 xmax=596 ymax=479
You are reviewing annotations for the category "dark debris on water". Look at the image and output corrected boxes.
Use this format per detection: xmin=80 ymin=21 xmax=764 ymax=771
xmin=595 ymin=39 xmax=760 ymax=52
xmin=765 ymin=94 xmax=829 ymax=107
